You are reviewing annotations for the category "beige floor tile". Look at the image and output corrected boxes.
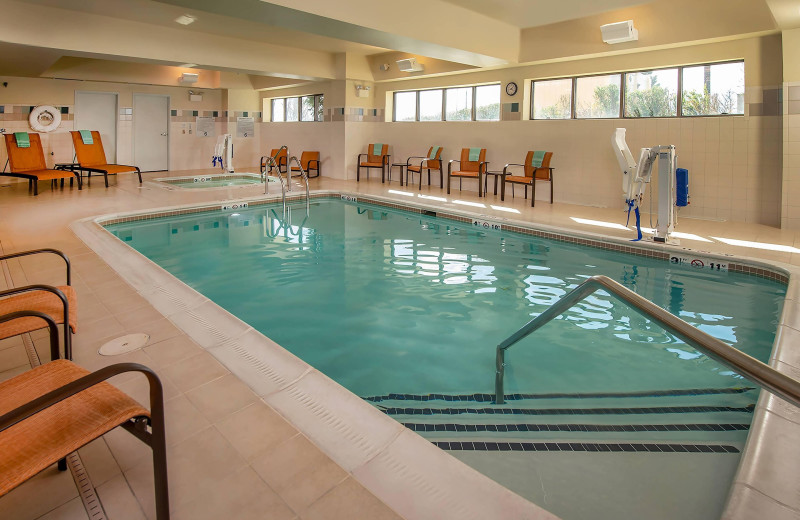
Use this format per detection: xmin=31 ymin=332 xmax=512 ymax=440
xmin=0 ymin=465 xmax=79 ymax=520
xmin=0 ymin=341 xmax=31 ymax=372
xmin=36 ymin=496 xmax=89 ymax=520
xmin=103 ymin=426 xmax=153 ymax=473
xmin=142 ymin=335 xmax=203 ymax=368
xmin=162 ymin=394 xmax=212 ymax=447
xmin=252 ymin=433 xmax=348 ymax=514
xmin=215 ymin=402 xmax=299 ymax=462
xmin=95 ymin=474 xmax=148 ymax=520
xmin=185 ymin=373 xmax=258 ymax=422
xmin=171 ymin=466 xmax=295 ymax=520
xmin=77 ymin=438 xmax=122 ymax=488
xmin=160 ymin=352 xmax=228 ymax=392
xmin=135 ymin=318 xmax=182 ymax=346
xmin=0 ymin=363 xmax=30 ymax=382
xmin=113 ymin=303 xmax=166 ymax=330
xmin=300 ymin=477 xmax=403 ymax=520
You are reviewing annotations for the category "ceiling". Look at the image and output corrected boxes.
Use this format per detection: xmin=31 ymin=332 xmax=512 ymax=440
xmin=440 ymin=0 xmax=649 ymax=28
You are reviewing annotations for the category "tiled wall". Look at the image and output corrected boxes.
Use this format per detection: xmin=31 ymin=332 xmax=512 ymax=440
xmin=782 ymin=83 xmax=800 ymax=229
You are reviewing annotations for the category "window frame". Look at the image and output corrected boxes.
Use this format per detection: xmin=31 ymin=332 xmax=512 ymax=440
xmin=270 ymin=94 xmax=324 ymax=123
xmin=392 ymin=83 xmax=500 ymax=122
xmin=530 ymin=59 xmax=744 ymax=121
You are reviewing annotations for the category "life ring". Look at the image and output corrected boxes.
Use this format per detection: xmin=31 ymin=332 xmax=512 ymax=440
xmin=29 ymin=105 xmax=62 ymax=133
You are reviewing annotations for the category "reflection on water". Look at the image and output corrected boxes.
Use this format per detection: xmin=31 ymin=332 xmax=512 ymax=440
xmin=107 ymin=200 xmax=785 ymax=396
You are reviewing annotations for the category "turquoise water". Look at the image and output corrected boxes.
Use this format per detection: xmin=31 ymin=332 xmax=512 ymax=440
xmin=107 ymin=199 xmax=785 ymax=398
xmin=163 ymin=174 xmax=264 ymax=189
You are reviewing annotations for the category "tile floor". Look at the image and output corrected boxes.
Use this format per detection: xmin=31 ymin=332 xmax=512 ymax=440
xmin=1 ymin=169 xmax=799 ymax=520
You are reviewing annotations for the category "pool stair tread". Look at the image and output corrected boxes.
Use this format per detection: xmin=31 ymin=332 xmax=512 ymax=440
xmin=402 ymin=422 xmax=750 ymax=433
xmin=430 ymin=440 xmax=742 ymax=453
xmin=376 ymin=403 xmax=756 ymax=416
xmin=361 ymin=387 xmax=757 ymax=403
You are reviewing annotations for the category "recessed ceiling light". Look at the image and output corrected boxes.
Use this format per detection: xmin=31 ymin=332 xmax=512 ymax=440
xmin=179 ymin=63 xmax=197 ymax=68
xmin=174 ymin=14 xmax=196 ymax=25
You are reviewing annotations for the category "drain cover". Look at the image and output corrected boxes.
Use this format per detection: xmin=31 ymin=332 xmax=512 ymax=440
xmin=98 ymin=333 xmax=150 ymax=356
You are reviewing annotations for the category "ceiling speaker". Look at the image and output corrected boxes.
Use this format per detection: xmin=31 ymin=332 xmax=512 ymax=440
xmin=600 ymin=20 xmax=638 ymax=44
xmin=396 ymin=58 xmax=424 ymax=73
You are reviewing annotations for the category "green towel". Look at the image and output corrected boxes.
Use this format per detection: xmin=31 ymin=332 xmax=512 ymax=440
xmin=468 ymin=147 xmax=481 ymax=161
xmin=428 ymin=146 xmax=440 ymax=159
xmin=372 ymin=143 xmax=384 ymax=156
xmin=14 ymin=132 xmax=29 ymax=148
xmin=79 ymin=130 xmax=94 ymax=145
xmin=530 ymin=150 xmax=546 ymax=168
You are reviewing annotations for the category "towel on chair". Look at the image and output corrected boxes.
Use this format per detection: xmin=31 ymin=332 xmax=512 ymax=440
xmin=14 ymin=132 xmax=29 ymax=148
xmin=530 ymin=150 xmax=546 ymax=168
xmin=468 ymin=147 xmax=481 ymax=161
xmin=79 ymin=130 xmax=94 ymax=145
xmin=428 ymin=146 xmax=440 ymax=159
xmin=372 ymin=143 xmax=384 ymax=156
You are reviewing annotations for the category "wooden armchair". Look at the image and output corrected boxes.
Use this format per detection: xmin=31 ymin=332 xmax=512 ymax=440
xmin=291 ymin=151 xmax=321 ymax=178
xmin=502 ymin=151 xmax=554 ymax=207
xmin=261 ymin=147 xmax=288 ymax=175
xmin=357 ymin=144 xmax=390 ymax=182
xmin=447 ymin=148 xmax=487 ymax=197
xmin=406 ymin=146 xmax=443 ymax=190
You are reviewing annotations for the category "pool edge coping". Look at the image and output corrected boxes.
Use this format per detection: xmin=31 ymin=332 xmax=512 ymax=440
xmin=71 ymin=189 xmax=800 ymax=520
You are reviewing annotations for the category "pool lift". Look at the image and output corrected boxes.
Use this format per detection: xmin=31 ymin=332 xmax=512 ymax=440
xmin=612 ymin=128 xmax=684 ymax=243
xmin=212 ymin=134 xmax=234 ymax=174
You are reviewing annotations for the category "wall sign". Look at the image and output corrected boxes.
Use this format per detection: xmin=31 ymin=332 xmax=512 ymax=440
xmin=196 ymin=116 xmax=215 ymax=137
xmin=669 ymin=254 xmax=728 ymax=272
xmin=236 ymin=117 xmax=254 ymax=138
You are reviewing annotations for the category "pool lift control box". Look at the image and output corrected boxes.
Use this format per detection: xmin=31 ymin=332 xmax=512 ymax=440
xmin=613 ymin=128 xmax=681 ymax=243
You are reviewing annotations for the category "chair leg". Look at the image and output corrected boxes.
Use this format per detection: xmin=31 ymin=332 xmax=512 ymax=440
xmin=531 ymin=180 xmax=536 ymax=207
xmin=550 ymin=179 xmax=553 ymax=204
xmin=524 ymin=185 xmax=527 ymax=200
xmin=57 ymin=458 xmax=67 ymax=471
xmin=137 ymin=168 xmax=143 ymax=184
xmin=478 ymin=172 xmax=482 ymax=197
xmin=104 ymin=173 xmax=109 ymax=188
xmin=447 ymin=172 xmax=451 ymax=194
xmin=357 ymin=164 xmax=360 ymax=181
xmin=149 ymin=386 xmax=170 ymax=520
xmin=439 ymin=166 xmax=444 ymax=189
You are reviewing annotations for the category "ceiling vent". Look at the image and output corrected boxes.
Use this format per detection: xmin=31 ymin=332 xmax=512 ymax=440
xmin=179 ymin=72 xmax=199 ymax=84
xmin=396 ymin=58 xmax=424 ymax=73
xmin=600 ymin=20 xmax=638 ymax=44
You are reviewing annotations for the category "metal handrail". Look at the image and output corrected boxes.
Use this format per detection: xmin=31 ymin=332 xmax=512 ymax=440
xmin=287 ymin=155 xmax=310 ymax=214
xmin=494 ymin=275 xmax=800 ymax=408
xmin=260 ymin=156 xmax=287 ymax=216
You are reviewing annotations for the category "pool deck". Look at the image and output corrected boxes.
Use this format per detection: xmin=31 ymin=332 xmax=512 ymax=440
xmin=1 ymin=170 xmax=799 ymax=520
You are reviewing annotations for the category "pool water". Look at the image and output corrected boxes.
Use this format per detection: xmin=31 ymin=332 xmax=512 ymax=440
xmin=155 ymin=173 xmax=268 ymax=189
xmin=107 ymin=199 xmax=785 ymax=520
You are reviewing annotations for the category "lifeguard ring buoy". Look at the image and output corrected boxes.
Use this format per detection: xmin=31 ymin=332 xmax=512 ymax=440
xmin=29 ymin=105 xmax=62 ymax=133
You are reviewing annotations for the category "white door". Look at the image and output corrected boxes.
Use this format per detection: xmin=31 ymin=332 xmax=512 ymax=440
xmin=74 ymin=91 xmax=118 ymax=163
xmin=133 ymin=94 xmax=169 ymax=172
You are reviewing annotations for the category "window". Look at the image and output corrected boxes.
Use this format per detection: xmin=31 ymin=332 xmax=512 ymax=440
xmin=575 ymin=74 xmax=621 ymax=119
xmin=419 ymin=89 xmax=443 ymax=121
xmin=475 ymin=85 xmax=500 ymax=121
xmin=446 ymin=87 xmax=473 ymax=121
xmin=532 ymin=60 xmax=743 ymax=120
xmin=625 ymin=69 xmax=678 ymax=118
xmin=532 ymin=78 xmax=572 ymax=120
xmin=271 ymin=99 xmax=285 ymax=122
xmin=392 ymin=84 xmax=499 ymax=122
xmin=394 ymin=91 xmax=417 ymax=121
xmin=270 ymin=94 xmax=324 ymax=122
xmin=681 ymin=62 xmax=744 ymax=116
xmin=285 ymin=98 xmax=299 ymax=121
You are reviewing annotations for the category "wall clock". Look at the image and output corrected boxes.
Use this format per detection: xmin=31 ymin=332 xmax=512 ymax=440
xmin=505 ymin=82 xmax=518 ymax=96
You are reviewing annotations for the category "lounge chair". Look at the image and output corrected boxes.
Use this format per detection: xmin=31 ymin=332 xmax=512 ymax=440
xmin=0 ymin=353 xmax=169 ymax=518
xmin=357 ymin=144 xmax=390 ymax=182
xmin=406 ymin=146 xmax=444 ymax=190
xmin=2 ymin=133 xmax=78 ymax=195
xmin=502 ymin=151 xmax=554 ymax=207
xmin=447 ymin=148 xmax=487 ymax=197
xmin=261 ymin=147 xmax=288 ymax=175
xmin=290 ymin=151 xmax=320 ymax=178
xmin=0 ymin=249 xmax=76 ymax=357
xmin=69 ymin=131 xmax=142 ymax=187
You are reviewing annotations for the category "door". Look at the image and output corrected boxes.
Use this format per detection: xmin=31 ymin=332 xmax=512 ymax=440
xmin=133 ymin=94 xmax=169 ymax=171
xmin=74 ymin=91 xmax=118 ymax=163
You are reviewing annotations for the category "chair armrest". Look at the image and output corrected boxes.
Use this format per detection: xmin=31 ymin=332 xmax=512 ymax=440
xmin=406 ymin=156 xmax=427 ymax=167
xmin=0 ymin=249 xmax=71 ymax=285
xmin=479 ymin=161 xmax=489 ymax=174
xmin=0 ymin=362 xmax=164 ymax=434
xmin=383 ymin=155 xmax=391 ymax=166
xmin=0 ymin=284 xmax=71 ymax=358
xmin=0 ymin=310 xmax=59 ymax=362
xmin=503 ymin=163 xmax=525 ymax=174
xmin=358 ymin=153 xmax=367 ymax=163
xmin=448 ymin=159 xmax=461 ymax=174
xmin=308 ymin=160 xmax=320 ymax=169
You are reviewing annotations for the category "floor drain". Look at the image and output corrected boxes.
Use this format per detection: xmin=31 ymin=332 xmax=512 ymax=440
xmin=98 ymin=333 xmax=150 ymax=356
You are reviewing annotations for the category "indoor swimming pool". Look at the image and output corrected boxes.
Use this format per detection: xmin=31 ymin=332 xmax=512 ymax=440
xmin=105 ymin=198 xmax=786 ymax=520
xmin=154 ymin=172 xmax=268 ymax=189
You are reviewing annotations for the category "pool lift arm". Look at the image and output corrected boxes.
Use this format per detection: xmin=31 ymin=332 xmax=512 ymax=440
xmin=612 ymin=128 xmax=677 ymax=242
xmin=212 ymin=134 xmax=234 ymax=174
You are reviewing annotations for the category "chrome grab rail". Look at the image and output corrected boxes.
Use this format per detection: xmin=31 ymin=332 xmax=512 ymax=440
xmin=260 ymin=156 xmax=287 ymax=216
xmin=287 ymin=155 xmax=310 ymax=214
xmin=495 ymin=274 xmax=800 ymax=408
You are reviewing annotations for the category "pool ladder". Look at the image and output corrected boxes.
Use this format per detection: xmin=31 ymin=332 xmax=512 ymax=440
xmin=260 ymin=146 xmax=310 ymax=215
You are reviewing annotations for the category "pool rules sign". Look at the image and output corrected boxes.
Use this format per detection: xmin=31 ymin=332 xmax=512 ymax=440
xmin=236 ymin=117 xmax=254 ymax=138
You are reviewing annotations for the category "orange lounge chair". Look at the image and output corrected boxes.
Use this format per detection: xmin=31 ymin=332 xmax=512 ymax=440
xmin=69 ymin=131 xmax=142 ymax=187
xmin=357 ymin=143 xmax=390 ymax=182
xmin=406 ymin=146 xmax=444 ymax=190
xmin=0 ymin=249 xmax=76 ymax=357
xmin=290 ymin=151 xmax=320 ymax=178
xmin=502 ymin=151 xmax=554 ymax=207
xmin=447 ymin=148 xmax=487 ymax=197
xmin=261 ymin=147 xmax=288 ymax=175
xmin=2 ymin=133 xmax=78 ymax=195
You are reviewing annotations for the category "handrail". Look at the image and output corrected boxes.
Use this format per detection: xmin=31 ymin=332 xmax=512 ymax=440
xmin=494 ymin=275 xmax=800 ymax=408
xmin=287 ymin=155 xmax=310 ymax=214
xmin=261 ymin=156 xmax=287 ymax=216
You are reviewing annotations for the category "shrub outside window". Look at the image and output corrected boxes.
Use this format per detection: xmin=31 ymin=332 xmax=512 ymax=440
xmin=394 ymin=91 xmax=417 ymax=122
xmin=270 ymin=94 xmax=324 ymax=122
xmin=285 ymin=98 xmax=299 ymax=121
xmin=446 ymin=87 xmax=473 ymax=121
xmin=475 ymin=85 xmax=501 ymax=121
xmin=271 ymin=99 xmax=285 ymax=122
xmin=575 ymin=74 xmax=621 ymax=119
xmin=681 ymin=62 xmax=744 ymax=116
xmin=419 ymin=89 xmax=443 ymax=121
xmin=625 ymin=69 xmax=678 ymax=118
xmin=532 ymin=78 xmax=572 ymax=119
